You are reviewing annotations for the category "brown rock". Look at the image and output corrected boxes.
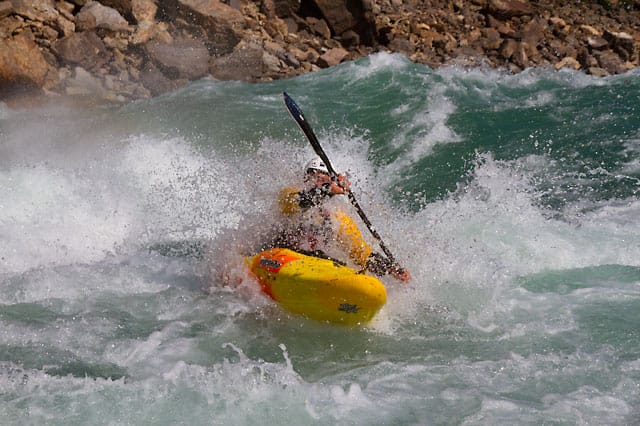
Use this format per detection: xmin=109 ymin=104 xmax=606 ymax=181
xmin=145 ymin=38 xmax=210 ymax=80
xmin=56 ymin=1 xmax=76 ymax=21
xmin=139 ymin=61 xmax=182 ymax=96
xmin=3 ymin=0 xmax=640 ymax=103
xmin=487 ymin=15 xmax=516 ymax=38
xmin=316 ymin=46 xmax=348 ymax=68
xmin=603 ymin=30 xmax=635 ymax=61
xmin=340 ymin=29 xmax=360 ymax=47
xmin=159 ymin=0 xmax=246 ymax=55
xmin=488 ymin=0 xmax=534 ymax=18
xmin=54 ymin=31 xmax=110 ymax=71
xmin=579 ymin=25 xmax=601 ymax=37
xmin=0 ymin=34 xmax=52 ymax=98
xmin=76 ymin=0 xmax=130 ymax=32
xmin=499 ymin=38 xmax=518 ymax=59
xmin=265 ymin=16 xmax=288 ymax=39
xmin=388 ymin=36 xmax=413 ymax=55
xmin=548 ymin=17 xmax=566 ymax=28
xmin=97 ymin=0 xmax=134 ymax=22
xmin=588 ymin=66 xmax=609 ymax=77
xmin=577 ymin=47 xmax=599 ymax=69
xmin=512 ymin=42 xmax=529 ymax=68
xmin=594 ymin=50 xmax=626 ymax=74
xmin=289 ymin=45 xmax=318 ymax=63
xmin=0 ymin=16 xmax=22 ymax=39
xmin=131 ymin=0 xmax=157 ymax=24
xmin=12 ymin=0 xmax=75 ymax=36
xmin=262 ymin=0 xmax=298 ymax=18
xmin=63 ymin=66 xmax=105 ymax=97
xmin=55 ymin=14 xmax=76 ymax=36
xmin=261 ymin=0 xmax=277 ymax=18
xmin=307 ymin=0 xmax=376 ymax=45
xmin=587 ymin=36 xmax=608 ymax=50
xmin=521 ymin=17 xmax=547 ymax=46
xmin=12 ymin=0 xmax=59 ymax=22
xmin=481 ymin=28 xmax=503 ymax=50
xmin=306 ymin=0 xmax=352 ymax=36
xmin=306 ymin=17 xmax=331 ymax=39
xmin=283 ymin=17 xmax=299 ymax=33
xmin=0 ymin=1 xmax=12 ymax=18
xmin=554 ymin=56 xmax=581 ymax=70
xmin=209 ymin=43 xmax=266 ymax=81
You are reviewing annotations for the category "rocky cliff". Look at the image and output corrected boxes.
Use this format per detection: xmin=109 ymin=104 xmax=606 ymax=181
xmin=1 ymin=0 xmax=639 ymax=106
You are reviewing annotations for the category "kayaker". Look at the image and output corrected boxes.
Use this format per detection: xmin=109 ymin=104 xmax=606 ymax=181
xmin=272 ymin=157 xmax=411 ymax=283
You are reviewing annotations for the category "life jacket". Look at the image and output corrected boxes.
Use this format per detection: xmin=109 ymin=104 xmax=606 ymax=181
xmin=277 ymin=187 xmax=373 ymax=268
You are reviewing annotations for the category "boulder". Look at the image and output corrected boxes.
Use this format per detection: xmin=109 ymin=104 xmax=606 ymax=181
xmin=603 ymin=30 xmax=635 ymax=61
xmin=0 ymin=34 xmax=52 ymax=98
xmin=76 ymin=0 xmax=130 ymax=32
xmin=487 ymin=0 xmax=534 ymax=18
xmin=316 ymin=46 xmax=349 ymax=67
xmin=481 ymin=27 xmax=503 ymax=50
xmin=307 ymin=0 xmax=352 ymax=36
xmin=587 ymin=36 xmax=608 ymax=50
xmin=588 ymin=66 xmax=609 ymax=77
xmin=0 ymin=1 xmax=13 ymax=19
xmin=499 ymin=38 xmax=518 ymax=59
xmin=56 ymin=1 xmax=76 ymax=21
xmin=139 ymin=61 xmax=183 ymax=96
xmin=487 ymin=15 xmax=516 ymax=38
xmin=145 ymin=38 xmax=210 ymax=80
xmin=12 ymin=0 xmax=75 ymax=35
xmin=306 ymin=16 xmax=331 ymax=39
xmin=339 ymin=29 xmax=360 ymax=47
xmin=11 ymin=0 xmax=59 ymax=22
xmin=131 ymin=0 xmax=157 ymax=24
xmin=554 ymin=56 xmax=581 ymax=70
xmin=209 ymin=43 xmax=266 ymax=81
xmin=159 ymin=0 xmax=246 ymax=55
xmin=594 ymin=49 xmax=627 ymax=74
xmin=262 ymin=0 xmax=300 ymax=18
xmin=63 ymin=66 xmax=105 ymax=96
xmin=520 ymin=16 xmax=547 ymax=46
xmin=97 ymin=0 xmax=134 ymax=22
xmin=54 ymin=31 xmax=110 ymax=71
xmin=305 ymin=0 xmax=376 ymax=45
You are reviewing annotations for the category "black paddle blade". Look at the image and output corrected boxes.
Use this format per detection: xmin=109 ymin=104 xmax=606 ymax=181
xmin=282 ymin=92 xmax=337 ymax=176
xmin=283 ymin=92 xmax=304 ymax=124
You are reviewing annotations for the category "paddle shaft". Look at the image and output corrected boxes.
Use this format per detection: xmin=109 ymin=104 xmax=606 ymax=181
xmin=282 ymin=92 xmax=400 ymax=269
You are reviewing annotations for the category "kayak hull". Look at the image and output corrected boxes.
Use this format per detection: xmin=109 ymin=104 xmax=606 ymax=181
xmin=246 ymin=248 xmax=387 ymax=325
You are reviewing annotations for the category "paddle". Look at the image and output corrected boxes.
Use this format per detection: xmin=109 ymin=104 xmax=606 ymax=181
xmin=282 ymin=91 xmax=405 ymax=275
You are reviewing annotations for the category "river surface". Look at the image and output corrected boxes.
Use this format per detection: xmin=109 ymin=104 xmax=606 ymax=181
xmin=1 ymin=53 xmax=640 ymax=424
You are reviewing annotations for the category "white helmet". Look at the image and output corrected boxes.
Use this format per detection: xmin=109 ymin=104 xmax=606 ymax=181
xmin=304 ymin=157 xmax=329 ymax=175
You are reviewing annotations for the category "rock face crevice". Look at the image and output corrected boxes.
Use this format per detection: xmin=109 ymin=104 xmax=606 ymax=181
xmin=1 ymin=0 xmax=638 ymax=105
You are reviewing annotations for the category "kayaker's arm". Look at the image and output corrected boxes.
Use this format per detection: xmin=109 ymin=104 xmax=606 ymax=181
xmin=278 ymin=187 xmax=330 ymax=214
xmin=279 ymin=173 xmax=350 ymax=214
xmin=335 ymin=209 xmax=410 ymax=281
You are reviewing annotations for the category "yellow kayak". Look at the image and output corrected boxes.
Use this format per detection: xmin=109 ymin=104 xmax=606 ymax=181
xmin=245 ymin=248 xmax=387 ymax=325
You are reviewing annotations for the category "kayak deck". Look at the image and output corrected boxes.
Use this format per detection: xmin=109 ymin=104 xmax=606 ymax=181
xmin=246 ymin=248 xmax=387 ymax=325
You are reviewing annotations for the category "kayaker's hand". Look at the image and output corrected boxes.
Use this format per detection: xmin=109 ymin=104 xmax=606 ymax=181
xmin=334 ymin=173 xmax=350 ymax=193
xmin=367 ymin=253 xmax=410 ymax=282
xmin=391 ymin=266 xmax=411 ymax=283
xmin=311 ymin=172 xmax=350 ymax=195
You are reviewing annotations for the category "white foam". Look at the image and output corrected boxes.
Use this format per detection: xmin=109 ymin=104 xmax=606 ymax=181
xmin=378 ymin=152 xmax=640 ymax=329
xmin=0 ymin=165 xmax=134 ymax=274
xmin=341 ymin=51 xmax=412 ymax=81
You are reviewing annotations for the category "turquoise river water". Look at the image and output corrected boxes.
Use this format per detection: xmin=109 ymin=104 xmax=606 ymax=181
xmin=1 ymin=53 xmax=640 ymax=424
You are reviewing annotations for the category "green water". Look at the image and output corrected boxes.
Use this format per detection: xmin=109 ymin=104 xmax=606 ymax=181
xmin=1 ymin=54 xmax=639 ymax=424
